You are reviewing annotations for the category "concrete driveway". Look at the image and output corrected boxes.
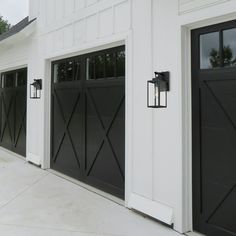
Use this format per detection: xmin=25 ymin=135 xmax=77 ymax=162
xmin=0 ymin=154 xmax=182 ymax=236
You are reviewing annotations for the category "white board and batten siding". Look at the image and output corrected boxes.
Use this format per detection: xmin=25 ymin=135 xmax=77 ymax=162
xmin=33 ymin=0 xmax=131 ymax=58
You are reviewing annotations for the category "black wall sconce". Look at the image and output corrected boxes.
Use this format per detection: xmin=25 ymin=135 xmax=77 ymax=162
xmin=147 ymin=72 xmax=170 ymax=108
xmin=30 ymin=79 xmax=42 ymax=99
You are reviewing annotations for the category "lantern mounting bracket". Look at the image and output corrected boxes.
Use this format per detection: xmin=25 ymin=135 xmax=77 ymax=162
xmin=154 ymin=71 xmax=170 ymax=91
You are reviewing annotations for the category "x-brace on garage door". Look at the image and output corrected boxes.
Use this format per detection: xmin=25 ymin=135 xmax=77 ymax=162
xmin=0 ymin=68 xmax=27 ymax=156
xmin=51 ymin=46 xmax=125 ymax=199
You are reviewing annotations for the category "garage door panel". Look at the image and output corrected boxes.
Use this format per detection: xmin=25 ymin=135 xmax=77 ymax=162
xmin=15 ymin=90 xmax=26 ymax=131
xmin=52 ymin=135 xmax=82 ymax=179
xmin=1 ymin=91 xmax=16 ymax=151
xmin=87 ymin=142 xmax=124 ymax=187
xmin=0 ymin=69 xmax=27 ymax=156
xmin=209 ymin=81 xmax=236 ymax=125
xmin=202 ymin=182 xmax=230 ymax=222
xmin=14 ymin=89 xmax=26 ymax=153
xmin=107 ymin=96 xmax=125 ymax=161
xmin=51 ymin=89 xmax=83 ymax=178
xmin=192 ymin=21 xmax=236 ymax=236
xmin=86 ymin=86 xmax=124 ymax=128
xmin=52 ymin=95 xmax=66 ymax=151
xmin=208 ymin=186 xmax=236 ymax=234
xmin=51 ymin=46 xmax=125 ymax=198
xmin=85 ymin=109 xmax=104 ymax=173
xmin=202 ymin=82 xmax=236 ymax=185
xmin=68 ymin=110 xmax=83 ymax=160
xmin=53 ymin=88 xmax=81 ymax=123
xmin=202 ymin=80 xmax=236 ymax=128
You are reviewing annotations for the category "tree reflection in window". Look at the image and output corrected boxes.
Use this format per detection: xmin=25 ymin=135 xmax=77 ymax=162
xmin=209 ymin=46 xmax=236 ymax=68
xmin=201 ymin=28 xmax=236 ymax=69
xmin=54 ymin=47 xmax=125 ymax=82
xmin=223 ymin=46 xmax=236 ymax=67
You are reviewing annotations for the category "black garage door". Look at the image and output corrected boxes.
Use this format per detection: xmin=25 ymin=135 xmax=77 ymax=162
xmin=192 ymin=20 xmax=236 ymax=236
xmin=51 ymin=46 xmax=125 ymax=198
xmin=0 ymin=68 xmax=27 ymax=156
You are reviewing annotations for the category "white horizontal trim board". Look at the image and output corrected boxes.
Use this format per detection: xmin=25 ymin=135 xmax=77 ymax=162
xmin=179 ymin=0 xmax=230 ymax=14
xmin=128 ymin=194 xmax=173 ymax=225
xmin=41 ymin=0 xmax=128 ymax=35
xmin=27 ymin=153 xmax=41 ymax=166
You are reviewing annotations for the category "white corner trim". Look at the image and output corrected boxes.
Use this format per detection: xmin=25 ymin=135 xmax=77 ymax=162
xmin=128 ymin=194 xmax=173 ymax=225
xmin=27 ymin=152 xmax=41 ymax=166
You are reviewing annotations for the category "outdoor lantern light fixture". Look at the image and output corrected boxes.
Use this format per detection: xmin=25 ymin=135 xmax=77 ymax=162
xmin=30 ymin=79 xmax=42 ymax=99
xmin=147 ymin=71 xmax=170 ymax=108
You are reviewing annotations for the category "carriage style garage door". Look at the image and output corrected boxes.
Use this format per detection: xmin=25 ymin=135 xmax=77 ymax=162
xmin=0 ymin=68 xmax=27 ymax=156
xmin=51 ymin=46 xmax=125 ymax=199
xmin=192 ymin=20 xmax=236 ymax=236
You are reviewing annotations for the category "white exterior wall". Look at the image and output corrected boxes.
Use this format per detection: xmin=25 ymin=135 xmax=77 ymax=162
xmin=1 ymin=0 xmax=236 ymax=234
xmin=0 ymin=39 xmax=30 ymax=72
xmin=154 ymin=0 xmax=236 ymax=232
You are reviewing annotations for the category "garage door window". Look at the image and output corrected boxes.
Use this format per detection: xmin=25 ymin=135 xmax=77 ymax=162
xmin=51 ymin=46 xmax=125 ymax=198
xmin=54 ymin=60 xmax=79 ymax=83
xmin=16 ymin=70 xmax=27 ymax=87
xmin=200 ymin=32 xmax=220 ymax=69
xmin=86 ymin=48 xmax=125 ymax=80
xmin=223 ymin=28 xmax=236 ymax=67
xmin=200 ymin=27 xmax=236 ymax=69
xmin=1 ymin=73 xmax=15 ymax=88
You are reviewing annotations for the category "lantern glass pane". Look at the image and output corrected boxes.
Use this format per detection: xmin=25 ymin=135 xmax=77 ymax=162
xmin=160 ymin=91 xmax=166 ymax=107
xmin=155 ymin=85 xmax=160 ymax=107
xmin=30 ymin=84 xmax=36 ymax=98
xmin=148 ymin=81 xmax=156 ymax=107
xmin=36 ymin=88 xmax=41 ymax=98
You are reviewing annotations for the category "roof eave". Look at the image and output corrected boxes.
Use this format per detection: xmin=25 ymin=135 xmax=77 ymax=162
xmin=0 ymin=19 xmax=37 ymax=48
